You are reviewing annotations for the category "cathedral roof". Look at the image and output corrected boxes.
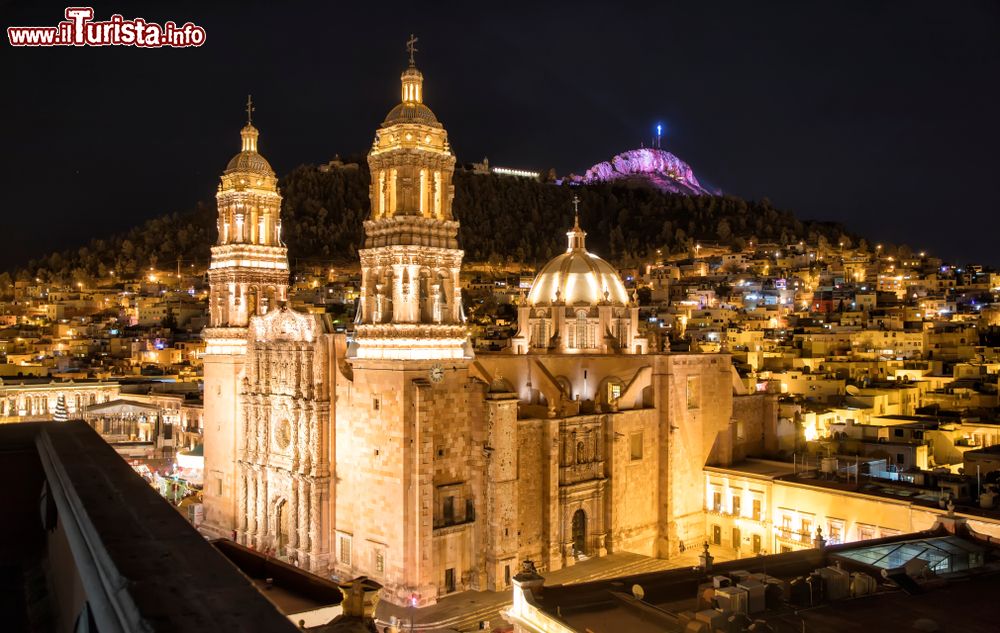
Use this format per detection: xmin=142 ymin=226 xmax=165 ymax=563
xmin=225 ymin=150 xmax=274 ymax=175
xmin=526 ymin=212 xmax=630 ymax=308
xmin=381 ymin=102 xmax=441 ymax=127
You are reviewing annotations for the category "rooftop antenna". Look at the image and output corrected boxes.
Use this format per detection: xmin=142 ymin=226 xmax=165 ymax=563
xmin=245 ymin=94 xmax=254 ymax=125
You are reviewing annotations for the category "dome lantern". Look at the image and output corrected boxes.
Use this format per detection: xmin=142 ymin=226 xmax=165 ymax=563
xmin=401 ymin=33 xmax=424 ymax=104
xmin=240 ymin=124 xmax=259 ymax=153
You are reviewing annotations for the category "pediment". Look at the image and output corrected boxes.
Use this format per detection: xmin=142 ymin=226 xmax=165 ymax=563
xmin=249 ymin=307 xmax=317 ymax=343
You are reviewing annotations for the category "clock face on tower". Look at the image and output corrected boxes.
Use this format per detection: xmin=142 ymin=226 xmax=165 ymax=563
xmin=429 ymin=364 xmax=444 ymax=383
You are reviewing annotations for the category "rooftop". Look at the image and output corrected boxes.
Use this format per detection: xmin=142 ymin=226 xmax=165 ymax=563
xmin=511 ymin=523 xmax=1000 ymax=633
xmin=0 ymin=421 xmax=298 ymax=632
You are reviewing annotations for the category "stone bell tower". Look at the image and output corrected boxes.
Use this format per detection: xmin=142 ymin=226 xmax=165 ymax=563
xmin=202 ymin=97 xmax=289 ymax=537
xmin=336 ymin=39 xmax=477 ymax=608
xmin=353 ymin=35 xmax=467 ymax=361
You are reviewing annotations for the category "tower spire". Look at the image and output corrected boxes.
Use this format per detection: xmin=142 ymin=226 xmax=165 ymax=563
xmin=567 ymin=195 xmax=587 ymax=251
xmin=400 ymin=36 xmax=425 ymax=104
xmin=241 ymin=95 xmax=259 ymax=152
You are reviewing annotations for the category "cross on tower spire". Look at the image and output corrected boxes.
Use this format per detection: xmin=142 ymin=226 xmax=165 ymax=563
xmin=245 ymin=94 xmax=255 ymax=125
xmin=406 ymin=34 xmax=419 ymax=66
xmin=567 ymin=194 xmax=587 ymax=251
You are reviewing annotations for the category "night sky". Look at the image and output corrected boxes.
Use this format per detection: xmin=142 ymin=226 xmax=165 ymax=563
xmin=4 ymin=1 xmax=999 ymax=270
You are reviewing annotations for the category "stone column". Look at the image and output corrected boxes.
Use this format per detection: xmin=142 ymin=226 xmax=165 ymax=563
xmin=309 ymin=484 xmax=322 ymax=573
xmin=293 ymin=349 xmax=302 ymax=397
xmin=289 ymin=477 xmax=299 ymax=551
xmin=298 ymin=480 xmax=311 ymax=562
xmin=392 ymin=263 xmax=405 ymax=322
xmin=303 ymin=351 xmax=314 ymax=400
xmin=451 ymin=268 xmax=462 ymax=323
xmin=543 ymin=419 xmax=563 ymax=571
xmin=256 ymin=469 xmax=267 ymax=550
xmin=299 ymin=407 xmax=310 ymax=474
xmin=246 ymin=469 xmax=257 ymax=545
xmin=236 ymin=467 xmax=248 ymax=540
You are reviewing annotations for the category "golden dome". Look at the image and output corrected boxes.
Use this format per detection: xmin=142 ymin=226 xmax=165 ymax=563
xmin=526 ymin=217 xmax=630 ymax=307
xmin=381 ymin=62 xmax=442 ymax=128
xmin=225 ymin=124 xmax=274 ymax=176
xmin=382 ymin=102 xmax=441 ymax=127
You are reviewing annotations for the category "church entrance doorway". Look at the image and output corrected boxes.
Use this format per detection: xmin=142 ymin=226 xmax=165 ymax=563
xmin=276 ymin=500 xmax=290 ymax=558
xmin=571 ymin=509 xmax=587 ymax=557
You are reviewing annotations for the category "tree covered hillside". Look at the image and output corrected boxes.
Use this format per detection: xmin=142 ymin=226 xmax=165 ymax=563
xmin=15 ymin=162 xmax=857 ymax=283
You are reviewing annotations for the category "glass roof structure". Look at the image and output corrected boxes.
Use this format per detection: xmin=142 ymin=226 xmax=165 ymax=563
xmin=833 ymin=536 xmax=985 ymax=574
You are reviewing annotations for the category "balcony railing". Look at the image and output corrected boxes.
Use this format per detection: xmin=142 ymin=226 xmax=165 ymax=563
xmin=775 ymin=527 xmax=813 ymax=543
xmin=705 ymin=505 xmax=765 ymax=523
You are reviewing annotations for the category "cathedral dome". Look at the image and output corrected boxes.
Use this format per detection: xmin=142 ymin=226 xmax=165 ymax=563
xmin=526 ymin=215 xmax=630 ymax=307
xmin=382 ymin=102 xmax=441 ymax=127
xmin=225 ymin=124 xmax=275 ymax=176
xmin=226 ymin=150 xmax=274 ymax=175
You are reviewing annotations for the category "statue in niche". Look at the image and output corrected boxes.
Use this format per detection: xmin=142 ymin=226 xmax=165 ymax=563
xmin=432 ymin=283 xmax=442 ymax=323
xmin=373 ymin=284 xmax=384 ymax=323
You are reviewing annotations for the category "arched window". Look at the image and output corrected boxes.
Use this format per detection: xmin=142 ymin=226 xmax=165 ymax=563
xmin=532 ymin=319 xmax=549 ymax=348
xmin=615 ymin=316 xmax=628 ymax=347
xmin=573 ymin=310 xmax=589 ymax=350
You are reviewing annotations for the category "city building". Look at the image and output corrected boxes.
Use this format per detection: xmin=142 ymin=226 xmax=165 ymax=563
xmin=0 ymin=378 xmax=119 ymax=421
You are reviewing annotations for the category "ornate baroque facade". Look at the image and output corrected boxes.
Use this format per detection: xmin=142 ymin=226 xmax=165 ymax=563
xmin=236 ymin=310 xmax=334 ymax=572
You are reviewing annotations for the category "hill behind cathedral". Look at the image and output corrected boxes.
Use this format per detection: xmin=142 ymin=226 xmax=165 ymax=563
xmin=14 ymin=162 xmax=856 ymax=283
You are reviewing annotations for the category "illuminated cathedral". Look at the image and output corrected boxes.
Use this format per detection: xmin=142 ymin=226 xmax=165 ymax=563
xmin=202 ymin=42 xmax=776 ymax=607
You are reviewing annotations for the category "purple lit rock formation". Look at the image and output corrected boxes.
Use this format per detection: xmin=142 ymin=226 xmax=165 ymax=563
xmin=572 ymin=148 xmax=716 ymax=196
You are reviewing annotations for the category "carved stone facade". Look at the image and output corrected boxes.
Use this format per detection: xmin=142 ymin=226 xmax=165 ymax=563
xmin=236 ymin=309 xmax=332 ymax=572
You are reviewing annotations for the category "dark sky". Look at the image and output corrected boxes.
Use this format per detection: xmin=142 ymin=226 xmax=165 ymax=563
xmin=4 ymin=0 xmax=999 ymax=269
